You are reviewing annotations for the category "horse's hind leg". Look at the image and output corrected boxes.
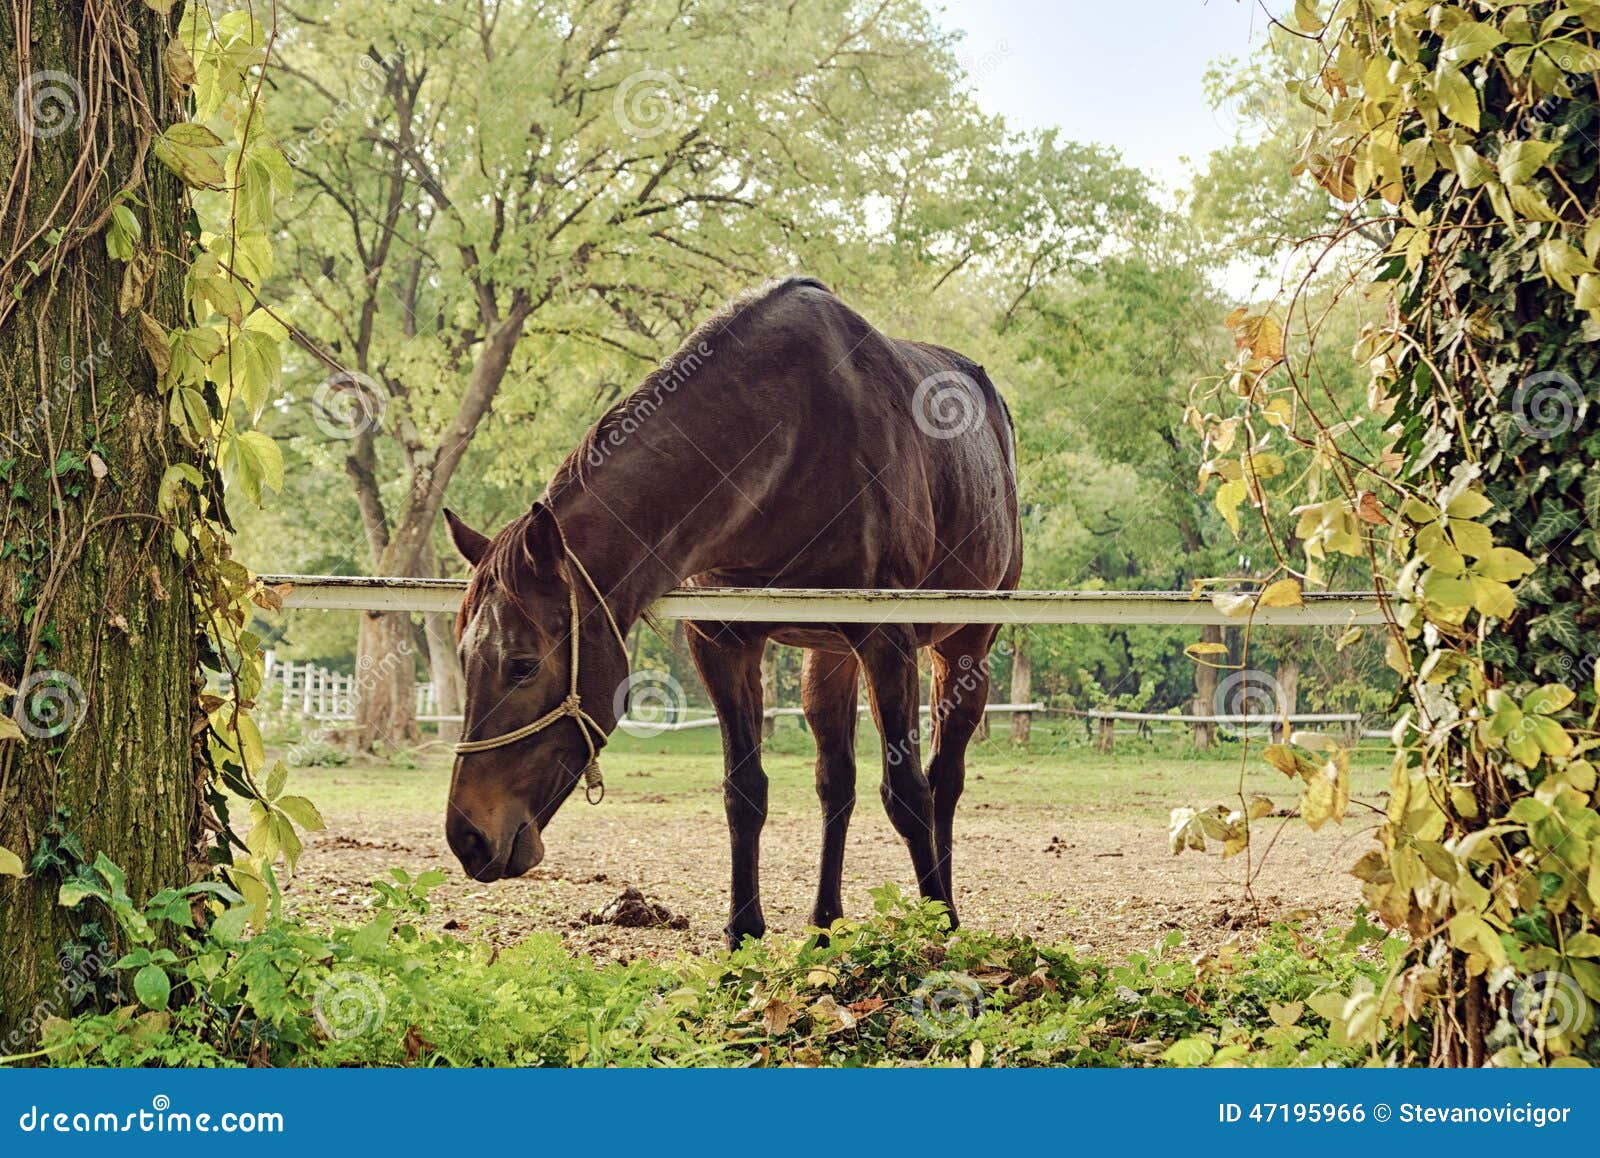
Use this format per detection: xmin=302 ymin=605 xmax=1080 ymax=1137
xmin=927 ymin=624 xmax=1000 ymax=924
xmin=800 ymin=648 xmax=859 ymax=931
xmin=686 ymin=623 xmax=770 ymax=948
xmin=845 ymin=623 xmax=949 ymax=910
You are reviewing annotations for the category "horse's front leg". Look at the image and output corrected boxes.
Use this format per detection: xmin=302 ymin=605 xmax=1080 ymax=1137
xmin=686 ymin=623 xmax=770 ymax=948
xmin=847 ymin=623 xmax=949 ymax=911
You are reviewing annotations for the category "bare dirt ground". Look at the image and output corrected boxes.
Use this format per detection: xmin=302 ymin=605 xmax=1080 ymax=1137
xmin=279 ymin=733 xmax=1386 ymax=963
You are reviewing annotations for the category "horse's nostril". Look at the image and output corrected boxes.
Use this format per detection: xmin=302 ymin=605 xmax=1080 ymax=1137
xmin=447 ymin=814 xmax=497 ymax=876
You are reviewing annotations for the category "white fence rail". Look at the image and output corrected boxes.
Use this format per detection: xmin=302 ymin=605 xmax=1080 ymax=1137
xmin=259 ymin=575 xmax=1385 ymax=627
xmin=254 ymin=577 xmax=1389 ymax=733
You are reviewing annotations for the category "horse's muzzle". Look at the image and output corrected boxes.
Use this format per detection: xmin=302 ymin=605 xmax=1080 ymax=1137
xmin=447 ymin=812 xmax=545 ymax=881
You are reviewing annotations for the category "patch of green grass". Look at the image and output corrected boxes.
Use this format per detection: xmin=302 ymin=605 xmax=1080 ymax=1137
xmin=283 ymin=718 xmax=1390 ymax=826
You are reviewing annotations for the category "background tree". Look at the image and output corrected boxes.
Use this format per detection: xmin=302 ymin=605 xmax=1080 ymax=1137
xmin=258 ymin=0 xmax=1148 ymax=746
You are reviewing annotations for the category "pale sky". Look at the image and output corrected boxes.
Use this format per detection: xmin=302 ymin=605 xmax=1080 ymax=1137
xmin=938 ymin=0 xmax=1275 ymax=186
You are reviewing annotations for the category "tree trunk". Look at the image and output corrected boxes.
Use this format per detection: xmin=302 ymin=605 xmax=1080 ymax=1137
xmin=354 ymin=611 xmax=418 ymax=750
xmin=0 ymin=1 xmax=196 ymax=1043
xmin=423 ymin=611 xmax=463 ymax=745
xmin=1009 ymin=628 xmax=1032 ymax=745
xmin=1274 ymin=656 xmax=1299 ymax=743
xmin=416 ymin=543 xmax=462 ymax=744
xmin=1192 ymin=623 xmax=1223 ymax=749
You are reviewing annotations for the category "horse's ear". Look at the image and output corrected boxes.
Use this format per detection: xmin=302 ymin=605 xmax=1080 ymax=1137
xmin=519 ymin=502 xmax=567 ymax=575
xmin=444 ymin=508 xmax=491 ymax=567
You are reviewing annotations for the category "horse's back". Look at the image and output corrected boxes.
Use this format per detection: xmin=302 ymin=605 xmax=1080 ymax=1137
xmin=713 ymin=280 xmax=1021 ymax=597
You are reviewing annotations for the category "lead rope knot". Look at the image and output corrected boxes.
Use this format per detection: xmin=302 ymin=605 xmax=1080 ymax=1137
xmin=583 ymin=760 xmax=605 ymax=804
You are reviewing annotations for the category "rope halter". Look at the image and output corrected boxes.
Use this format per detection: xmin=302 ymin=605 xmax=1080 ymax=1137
xmin=451 ymin=546 xmax=628 ymax=805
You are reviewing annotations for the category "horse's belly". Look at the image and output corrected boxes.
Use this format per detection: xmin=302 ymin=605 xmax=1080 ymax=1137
xmin=765 ymin=624 xmax=960 ymax=652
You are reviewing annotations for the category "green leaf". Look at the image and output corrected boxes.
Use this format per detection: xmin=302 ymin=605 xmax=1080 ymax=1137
xmin=1525 ymin=683 xmax=1576 ymax=716
xmin=152 ymin=123 xmax=226 ymax=189
xmin=1539 ymin=238 xmax=1597 ymax=292
xmin=133 ymin=963 xmax=171 ymax=1010
xmin=276 ymin=794 xmax=326 ymax=832
xmin=1475 ymin=547 xmax=1535 ymax=582
xmin=1450 ymin=519 xmax=1495 ymax=559
xmin=0 ymin=846 xmax=25 ymax=877
xmin=1529 ymin=715 xmax=1574 ymax=759
xmin=1497 ymin=139 xmax=1557 ymax=185
xmin=1542 ymin=37 xmax=1600 ymax=75
xmin=1442 ymin=21 xmax=1506 ymax=64
xmin=106 ymin=203 xmax=142 ymax=262
xmin=225 ymin=430 xmax=284 ymax=505
xmin=1434 ymin=64 xmax=1480 ymax=130
xmin=1470 ymin=575 xmax=1517 ymax=619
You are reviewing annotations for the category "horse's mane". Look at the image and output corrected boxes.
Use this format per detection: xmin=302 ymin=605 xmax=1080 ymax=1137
xmin=549 ymin=276 xmax=826 ymax=495
xmin=459 ymin=276 xmax=827 ymax=633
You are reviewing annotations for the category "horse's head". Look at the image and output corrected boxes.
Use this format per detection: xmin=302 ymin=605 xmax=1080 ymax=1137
xmin=442 ymin=503 xmax=625 ymax=881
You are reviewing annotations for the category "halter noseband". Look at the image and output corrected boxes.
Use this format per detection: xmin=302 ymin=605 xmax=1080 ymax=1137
xmin=452 ymin=546 xmax=629 ymax=806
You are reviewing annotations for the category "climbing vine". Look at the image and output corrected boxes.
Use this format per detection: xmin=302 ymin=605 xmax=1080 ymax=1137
xmin=1185 ymin=0 xmax=1600 ymax=1065
xmin=1 ymin=0 xmax=312 ymax=950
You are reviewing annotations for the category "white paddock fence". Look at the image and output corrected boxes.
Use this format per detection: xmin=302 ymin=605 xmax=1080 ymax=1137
xmin=256 ymin=576 xmax=1389 ymax=733
xmin=256 ymin=656 xmax=459 ymax=723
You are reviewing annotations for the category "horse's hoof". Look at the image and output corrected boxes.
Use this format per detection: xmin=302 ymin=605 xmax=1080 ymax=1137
xmin=724 ymin=919 xmax=766 ymax=950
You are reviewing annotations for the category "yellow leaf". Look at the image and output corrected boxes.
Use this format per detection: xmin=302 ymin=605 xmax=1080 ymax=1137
xmin=0 ymin=846 xmax=25 ymax=877
xmin=1434 ymin=64 xmax=1479 ymax=129
xmin=1471 ymin=576 xmax=1518 ymax=619
xmin=1259 ymin=578 xmax=1303 ymax=608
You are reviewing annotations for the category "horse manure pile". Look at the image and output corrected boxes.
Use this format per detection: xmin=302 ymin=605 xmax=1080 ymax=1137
xmin=579 ymin=885 xmax=689 ymax=930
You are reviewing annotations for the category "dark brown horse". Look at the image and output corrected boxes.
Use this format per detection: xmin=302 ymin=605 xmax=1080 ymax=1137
xmin=443 ymin=278 xmax=1021 ymax=945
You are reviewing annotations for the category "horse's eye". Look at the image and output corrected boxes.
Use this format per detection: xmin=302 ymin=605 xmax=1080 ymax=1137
xmin=506 ymin=657 xmax=541 ymax=684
